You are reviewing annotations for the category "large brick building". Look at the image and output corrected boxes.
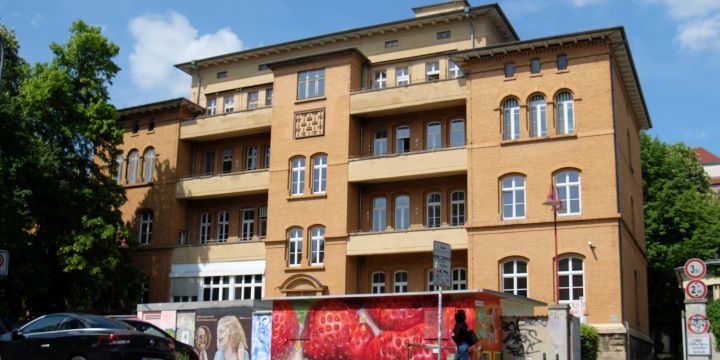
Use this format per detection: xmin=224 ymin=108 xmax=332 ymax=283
xmin=117 ymin=1 xmax=651 ymax=355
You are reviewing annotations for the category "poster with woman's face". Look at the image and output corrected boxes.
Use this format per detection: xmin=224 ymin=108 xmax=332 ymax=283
xmin=195 ymin=308 xmax=252 ymax=360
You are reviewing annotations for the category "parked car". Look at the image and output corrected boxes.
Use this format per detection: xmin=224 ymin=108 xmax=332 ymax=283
xmin=120 ymin=319 xmax=199 ymax=360
xmin=0 ymin=313 xmax=176 ymax=360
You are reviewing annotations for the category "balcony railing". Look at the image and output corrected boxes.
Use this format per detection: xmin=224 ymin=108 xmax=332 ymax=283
xmin=348 ymin=146 xmax=467 ymax=183
xmin=180 ymin=106 xmax=272 ymax=141
xmin=347 ymin=226 xmax=468 ymax=256
xmin=350 ymin=78 xmax=466 ymax=117
xmin=175 ymin=169 xmax=269 ymax=199
xmin=171 ymin=238 xmax=265 ymax=263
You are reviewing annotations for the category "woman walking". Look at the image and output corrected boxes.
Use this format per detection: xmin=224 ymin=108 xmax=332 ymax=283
xmin=452 ymin=309 xmax=473 ymax=360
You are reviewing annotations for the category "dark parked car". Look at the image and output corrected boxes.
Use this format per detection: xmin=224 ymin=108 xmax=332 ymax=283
xmin=120 ymin=320 xmax=198 ymax=360
xmin=0 ymin=313 xmax=176 ymax=360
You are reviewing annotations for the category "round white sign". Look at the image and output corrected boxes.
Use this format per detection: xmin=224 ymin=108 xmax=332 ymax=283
xmin=685 ymin=258 xmax=707 ymax=279
xmin=686 ymin=280 xmax=708 ymax=299
xmin=688 ymin=314 xmax=710 ymax=335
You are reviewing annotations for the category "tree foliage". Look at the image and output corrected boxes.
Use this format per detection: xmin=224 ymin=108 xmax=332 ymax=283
xmin=0 ymin=21 xmax=143 ymax=320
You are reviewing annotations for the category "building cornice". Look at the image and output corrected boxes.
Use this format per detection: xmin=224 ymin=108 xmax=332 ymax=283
xmin=118 ymin=98 xmax=204 ymax=119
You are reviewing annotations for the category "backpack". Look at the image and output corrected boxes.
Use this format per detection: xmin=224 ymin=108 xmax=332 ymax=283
xmin=467 ymin=329 xmax=479 ymax=346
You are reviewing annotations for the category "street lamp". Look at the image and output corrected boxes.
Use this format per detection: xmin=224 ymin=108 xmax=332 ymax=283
xmin=543 ymin=184 xmax=563 ymax=304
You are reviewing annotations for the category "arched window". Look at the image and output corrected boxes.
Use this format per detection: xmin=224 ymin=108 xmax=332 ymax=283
xmin=199 ymin=212 xmax=211 ymax=244
xmin=396 ymin=126 xmax=410 ymax=154
xmin=127 ymin=150 xmax=139 ymax=184
xmin=371 ymin=272 xmax=386 ymax=294
xmin=556 ymin=170 xmax=581 ymax=215
xmin=427 ymin=122 xmax=441 ymax=150
xmin=217 ymin=211 xmax=229 ymax=242
xmin=558 ymin=256 xmax=584 ymax=303
xmin=290 ymin=157 xmax=305 ymax=196
xmin=502 ymin=259 xmax=528 ymax=296
xmin=529 ymin=95 xmax=547 ymax=138
xmin=310 ymin=226 xmax=325 ymax=266
xmin=115 ymin=154 xmax=123 ymax=184
xmin=372 ymin=197 xmax=387 ymax=232
xmin=503 ymin=99 xmax=520 ymax=140
xmin=288 ymin=228 xmax=303 ymax=267
xmin=452 ymin=268 xmax=467 ymax=290
xmin=556 ymin=92 xmax=575 ymax=135
xmin=450 ymin=191 xmax=466 ymax=226
xmin=426 ymin=192 xmax=441 ymax=228
xmin=139 ymin=210 xmax=153 ymax=245
xmin=312 ymin=154 xmax=327 ymax=194
xmin=394 ymin=195 xmax=410 ymax=230
xmin=501 ymin=175 xmax=526 ymax=220
xmin=449 ymin=119 xmax=465 ymax=147
xmin=394 ymin=271 xmax=408 ymax=293
xmin=374 ymin=130 xmax=388 ymax=156
xmin=143 ymin=148 xmax=155 ymax=182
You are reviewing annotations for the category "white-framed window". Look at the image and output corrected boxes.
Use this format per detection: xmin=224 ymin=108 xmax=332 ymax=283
xmin=224 ymin=95 xmax=234 ymax=113
xmin=426 ymin=192 xmax=441 ymax=228
xmin=234 ymin=275 xmax=263 ymax=300
xmin=394 ymin=271 xmax=408 ymax=293
xmin=222 ymin=148 xmax=233 ymax=174
xmin=426 ymin=61 xmax=440 ymax=81
xmin=502 ymin=260 xmax=528 ymax=296
xmin=173 ymin=295 xmax=198 ymax=303
xmin=556 ymin=91 xmax=575 ymax=135
xmin=312 ymin=154 xmax=327 ymax=194
xmin=115 ymin=154 xmax=123 ymax=184
xmin=206 ymin=97 xmax=217 ymax=115
xmin=427 ymin=270 xmax=437 ymax=291
xmin=503 ymin=98 xmax=521 ymax=140
xmin=203 ymin=151 xmax=215 ymax=175
xmin=290 ymin=157 xmax=305 ymax=196
xmin=265 ymin=88 xmax=273 ymax=107
xmin=371 ymin=272 xmax=386 ymax=294
xmin=241 ymin=209 xmax=254 ymax=241
xmin=288 ymin=228 xmax=302 ymax=266
xmin=559 ymin=257 xmax=584 ymax=303
xmin=246 ymin=146 xmax=258 ymax=171
xmin=127 ymin=150 xmax=139 ymax=184
xmin=529 ymin=95 xmax=547 ymax=138
xmin=502 ymin=175 xmax=526 ymax=220
xmin=373 ymin=70 xmax=387 ymax=89
xmin=297 ymin=68 xmax=325 ymax=100
xmin=449 ymin=119 xmax=465 ymax=147
xmin=217 ymin=211 xmax=229 ymax=242
xmin=258 ymin=206 xmax=267 ymax=238
xmin=530 ymin=58 xmax=541 ymax=74
xmin=372 ymin=197 xmax=387 ymax=232
xmin=396 ymin=126 xmax=410 ymax=154
xmin=310 ymin=226 xmax=325 ymax=265
xmin=394 ymin=195 xmax=410 ymax=230
xmin=264 ymin=144 xmax=270 ymax=169
xmin=452 ymin=268 xmax=467 ymax=290
xmin=374 ymin=130 xmax=388 ymax=156
xmin=247 ymin=91 xmax=259 ymax=110
xmin=396 ymin=66 xmax=410 ymax=86
xmin=556 ymin=170 xmax=581 ymax=215
xmin=450 ymin=191 xmax=466 ymax=226
xmin=199 ymin=212 xmax=211 ymax=244
xmin=448 ymin=60 xmax=463 ymax=78
xmin=139 ymin=210 xmax=153 ymax=245
xmin=427 ymin=122 xmax=441 ymax=150
xmin=202 ymin=276 xmax=230 ymax=301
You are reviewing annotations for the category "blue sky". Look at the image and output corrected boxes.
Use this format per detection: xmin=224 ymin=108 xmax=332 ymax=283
xmin=2 ymin=0 xmax=719 ymax=155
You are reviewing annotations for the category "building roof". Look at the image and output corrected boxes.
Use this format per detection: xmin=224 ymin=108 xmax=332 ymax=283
xmin=694 ymin=147 xmax=720 ymax=165
xmin=118 ymin=98 xmax=204 ymax=119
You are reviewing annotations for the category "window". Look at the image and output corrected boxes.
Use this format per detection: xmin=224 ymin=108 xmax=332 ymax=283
xmin=529 ymin=95 xmax=547 ymax=138
xmin=310 ymin=226 xmax=325 ymax=265
xmin=502 ymin=260 xmax=528 ymax=296
xmin=372 ymin=197 xmax=387 ymax=232
xmin=394 ymin=195 xmax=410 ymax=230
xmin=371 ymin=272 xmax=386 ymax=294
xmin=173 ymin=295 xmax=198 ymax=303
xmin=426 ymin=192 xmax=441 ymax=228
xmin=206 ymin=97 xmax=217 ymax=115
xmin=449 ymin=119 xmax=465 ymax=147
xmin=246 ymin=146 xmax=258 ymax=171
xmin=426 ymin=122 xmax=441 ymax=150
xmin=396 ymin=67 xmax=410 ymax=86
xmin=557 ymin=54 xmax=568 ymax=71
xmin=290 ymin=157 xmax=305 ymax=195
xmin=139 ymin=210 xmax=153 ymax=245
xmin=452 ymin=268 xmax=467 ymax=290
xmin=426 ymin=61 xmax=440 ymax=81
xmin=312 ymin=154 xmax=327 ymax=194
xmin=427 ymin=270 xmax=437 ymax=291
xmin=202 ymin=276 xmax=230 ymax=301
xmin=450 ymin=191 xmax=466 ymax=226
xmin=374 ymin=130 xmax=388 ymax=156
xmin=216 ymin=71 xmax=227 ymax=79
xmin=127 ymin=150 xmax=139 ymax=184
xmin=264 ymin=144 xmax=271 ymax=169
xmin=199 ymin=212 xmax=211 ymax=244
xmin=148 ymin=119 xmax=155 ymax=131
xmin=23 ymin=316 xmax=65 ymax=334
xmin=385 ymin=40 xmax=398 ymax=48
xmin=247 ymin=91 xmax=259 ymax=109
xmin=222 ymin=148 xmax=233 ymax=174
xmin=503 ymin=98 xmax=521 ymax=140
xmin=235 ymin=275 xmax=263 ymax=300
xmin=115 ymin=154 xmax=123 ymax=184
xmin=394 ymin=271 xmax=408 ymax=293
xmin=373 ymin=70 xmax=387 ymax=89
xmin=504 ymin=63 xmax=515 ymax=78
xmin=448 ymin=60 xmax=463 ymax=78
xmin=556 ymin=92 xmax=575 ymax=135
xmin=530 ymin=58 xmax=541 ymax=74
xmin=132 ymin=121 xmax=140 ymax=134
xmin=396 ymin=126 xmax=410 ymax=154
xmin=265 ymin=88 xmax=273 ymax=106
xmin=224 ymin=95 xmax=234 ymax=113
xmin=241 ymin=209 xmax=254 ymax=241
xmin=558 ymin=257 xmax=584 ymax=303
xmin=288 ymin=228 xmax=302 ymax=266
xmin=258 ymin=206 xmax=267 ymax=238
xmin=142 ymin=148 xmax=155 ymax=182
xmin=297 ymin=69 xmax=325 ymax=100
xmin=203 ymin=151 xmax=215 ymax=175
xmin=556 ymin=170 xmax=581 ymax=215
xmin=217 ymin=211 xmax=229 ymax=242
xmin=502 ymin=175 xmax=526 ymax=220
xmin=436 ymin=30 xmax=451 ymax=40
xmin=258 ymin=64 xmax=269 ymax=71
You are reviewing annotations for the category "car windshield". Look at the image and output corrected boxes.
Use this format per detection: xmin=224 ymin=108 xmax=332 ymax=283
xmin=82 ymin=315 xmax=135 ymax=330
xmin=123 ymin=320 xmax=171 ymax=339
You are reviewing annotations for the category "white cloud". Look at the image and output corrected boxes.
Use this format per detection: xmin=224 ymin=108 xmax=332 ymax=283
xmin=649 ymin=0 xmax=720 ymax=51
xmin=128 ymin=11 xmax=243 ymax=97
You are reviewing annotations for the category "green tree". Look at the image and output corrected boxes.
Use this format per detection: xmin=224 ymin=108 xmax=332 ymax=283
xmin=0 ymin=21 xmax=143 ymax=320
xmin=641 ymin=133 xmax=720 ymax=354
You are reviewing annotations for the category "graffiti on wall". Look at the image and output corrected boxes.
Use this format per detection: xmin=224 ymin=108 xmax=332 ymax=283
xmin=502 ymin=316 xmax=548 ymax=358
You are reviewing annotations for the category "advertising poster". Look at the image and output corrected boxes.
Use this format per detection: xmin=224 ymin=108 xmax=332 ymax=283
xmin=251 ymin=312 xmax=272 ymax=360
xmin=176 ymin=311 xmax=196 ymax=347
xmin=140 ymin=310 xmax=177 ymax=338
xmin=195 ymin=308 xmax=253 ymax=360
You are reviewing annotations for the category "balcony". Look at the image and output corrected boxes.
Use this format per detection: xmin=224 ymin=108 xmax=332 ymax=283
xmin=348 ymin=147 xmax=467 ymax=183
xmin=175 ymin=170 xmax=269 ymax=199
xmin=347 ymin=227 xmax=468 ymax=256
xmin=172 ymin=240 xmax=265 ymax=264
xmin=180 ymin=107 xmax=272 ymax=141
xmin=350 ymin=78 xmax=466 ymax=117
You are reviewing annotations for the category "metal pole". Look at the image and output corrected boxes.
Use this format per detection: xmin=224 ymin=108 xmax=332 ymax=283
xmin=554 ymin=208 xmax=559 ymax=304
xmin=438 ymin=286 xmax=442 ymax=360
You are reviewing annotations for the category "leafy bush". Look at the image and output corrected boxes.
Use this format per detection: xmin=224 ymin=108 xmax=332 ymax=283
xmin=707 ymin=299 xmax=720 ymax=349
xmin=581 ymin=323 xmax=600 ymax=360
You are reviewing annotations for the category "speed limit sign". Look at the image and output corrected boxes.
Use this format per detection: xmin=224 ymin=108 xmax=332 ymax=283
xmin=686 ymin=280 xmax=708 ymax=299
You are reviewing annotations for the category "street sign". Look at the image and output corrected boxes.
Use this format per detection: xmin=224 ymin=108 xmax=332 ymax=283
xmin=688 ymin=314 xmax=709 ymax=335
xmin=687 ymin=334 xmax=711 ymax=355
xmin=432 ymin=241 xmax=451 ymax=288
xmin=684 ymin=258 xmax=706 ymax=279
xmin=0 ymin=249 xmax=7 ymax=277
xmin=685 ymin=280 xmax=708 ymax=299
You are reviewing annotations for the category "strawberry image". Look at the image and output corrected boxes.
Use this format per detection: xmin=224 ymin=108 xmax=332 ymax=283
xmin=365 ymin=296 xmax=428 ymax=331
xmin=271 ymin=300 xmax=299 ymax=360
xmin=364 ymin=323 xmax=449 ymax=360
xmin=303 ymin=299 xmax=363 ymax=359
xmin=348 ymin=322 xmax=376 ymax=359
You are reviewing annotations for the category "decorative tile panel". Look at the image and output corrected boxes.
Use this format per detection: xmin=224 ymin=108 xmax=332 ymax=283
xmin=294 ymin=109 xmax=325 ymax=139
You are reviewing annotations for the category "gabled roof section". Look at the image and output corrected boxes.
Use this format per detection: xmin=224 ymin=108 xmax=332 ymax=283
xmin=452 ymin=26 xmax=652 ymax=130
xmin=118 ymin=98 xmax=204 ymax=119
xmin=175 ymin=3 xmax=518 ymax=74
xmin=695 ymin=147 xmax=720 ymax=165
